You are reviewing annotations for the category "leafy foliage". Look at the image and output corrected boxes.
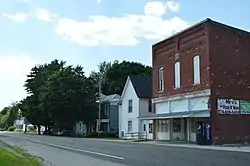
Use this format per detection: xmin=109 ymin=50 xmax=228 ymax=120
xmin=90 ymin=60 xmax=152 ymax=95
xmin=0 ymin=103 xmax=21 ymax=130
xmin=18 ymin=59 xmax=97 ymax=134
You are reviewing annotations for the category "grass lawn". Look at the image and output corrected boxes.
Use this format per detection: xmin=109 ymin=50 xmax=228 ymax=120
xmin=0 ymin=149 xmax=41 ymax=166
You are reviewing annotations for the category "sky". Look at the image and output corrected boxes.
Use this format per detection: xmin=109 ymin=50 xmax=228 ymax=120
xmin=0 ymin=0 xmax=249 ymax=110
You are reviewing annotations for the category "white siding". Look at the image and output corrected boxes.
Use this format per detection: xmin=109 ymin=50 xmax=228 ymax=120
xmin=188 ymin=97 xmax=209 ymax=111
xmin=193 ymin=55 xmax=200 ymax=85
xmin=155 ymin=89 xmax=210 ymax=115
xmin=119 ymin=79 xmax=140 ymax=138
xmin=174 ymin=61 xmax=180 ymax=88
xmin=170 ymin=100 xmax=188 ymax=113
xmin=156 ymin=102 xmax=170 ymax=114
xmin=139 ymin=99 xmax=153 ymax=117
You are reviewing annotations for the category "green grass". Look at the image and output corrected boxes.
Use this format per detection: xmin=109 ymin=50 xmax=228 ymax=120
xmin=0 ymin=149 xmax=41 ymax=166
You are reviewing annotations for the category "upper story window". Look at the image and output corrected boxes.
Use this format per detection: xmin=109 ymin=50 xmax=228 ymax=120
xmin=158 ymin=67 xmax=164 ymax=92
xmin=128 ymin=99 xmax=133 ymax=113
xmin=174 ymin=61 xmax=180 ymax=88
xmin=193 ymin=55 xmax=200 ymax=85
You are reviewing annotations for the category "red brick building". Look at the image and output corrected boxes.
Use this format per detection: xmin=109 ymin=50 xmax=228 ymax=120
xmin=148 ymin=18 xmax=250 ymax=144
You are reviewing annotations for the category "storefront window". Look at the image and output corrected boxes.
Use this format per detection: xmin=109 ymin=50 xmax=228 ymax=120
xmin=173 ymin=119 xmax=181 ymax=132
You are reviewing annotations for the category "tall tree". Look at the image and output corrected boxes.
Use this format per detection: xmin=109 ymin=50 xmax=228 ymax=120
xmin=89 ymin=61 xmax=112 ymax=93
xmin=23 ymin=59 xmax=65 ymax=133
xmin=102 ymin=61 xmax=152 ymax=95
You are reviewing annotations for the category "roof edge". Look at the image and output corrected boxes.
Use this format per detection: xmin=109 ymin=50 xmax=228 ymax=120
xmin=153 ymin=18 xmax=211 ymax=48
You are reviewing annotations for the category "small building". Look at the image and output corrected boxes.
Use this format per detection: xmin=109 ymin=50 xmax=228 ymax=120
xmin=96 ymin=94 xmax=120 ymax=133
xmin=143 ymin=18 xmax=250 ymax=144
xmin=13 ymin=117 xmax=28 ymax=132
xmin=119 ymin=75 xmax=154 ymax=140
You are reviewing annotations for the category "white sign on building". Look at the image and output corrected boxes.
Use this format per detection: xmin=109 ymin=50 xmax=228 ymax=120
xmin=217 ymin=99 xmax=240 ymax=115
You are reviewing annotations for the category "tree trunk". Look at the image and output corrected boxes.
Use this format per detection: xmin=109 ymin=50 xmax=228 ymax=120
xmin=45 ymin=126 xmax=48 ymax=133
xmin=48 ymin=126 xmax=52 ymax=135
xmin=37 ymin=125 xmax=41 ymax=135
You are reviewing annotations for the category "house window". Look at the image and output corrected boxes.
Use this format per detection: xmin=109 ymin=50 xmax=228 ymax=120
xmin=193 ymin=55 xmax=200 ymax=85
xmin=149 ymin=123 xmax=153 ymax=133
xmin=128 ymin=99 xmax=132 ymax=113
xmin=158 ymin=67 xmax=164 ymax=91
xmin=143 ymin=124 xmax=146 ymax=131
xmin=128 ymin=121 xmax=132 ymax=132
xmin=174 ymin=61 xmax=180 ymax=88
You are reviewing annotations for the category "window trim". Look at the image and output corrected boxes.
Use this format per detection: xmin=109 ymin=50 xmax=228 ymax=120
xmin=128 ymin=99 xmax=133 ymax=113
xmin=174 ymin=61 xmax=180 ymax=89
xmin=128 ymin=121 xmax=132 ymax=132
xmin=193 ymin=55 xmax=201 ymax=85
xmin=158 ymin=67 xmax=164 ymax=92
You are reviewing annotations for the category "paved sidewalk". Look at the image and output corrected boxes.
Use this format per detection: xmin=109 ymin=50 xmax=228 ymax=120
xmin=139 ymin=141 xmax=250 ymax=153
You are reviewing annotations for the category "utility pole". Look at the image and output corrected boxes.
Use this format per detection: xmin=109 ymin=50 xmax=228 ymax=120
xmin=98 ymin=79 xmax=102 ymax=136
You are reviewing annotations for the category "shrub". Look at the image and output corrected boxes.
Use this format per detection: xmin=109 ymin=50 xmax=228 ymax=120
xmin=85 ymin=132 xmax=98 ymax=138
xmin=14 ymin=129 xmax=23 ymax=132
xmin=8 ymin=126 xmax=15 ymax=131
xmin=28 ymin=125 xmax=35 ymax=131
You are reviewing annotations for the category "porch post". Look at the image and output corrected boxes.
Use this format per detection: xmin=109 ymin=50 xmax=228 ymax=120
xmin=187 ymin=118 xmax=190 ymax=142
xmin=153 ymin=120 xmax=156 ymax=140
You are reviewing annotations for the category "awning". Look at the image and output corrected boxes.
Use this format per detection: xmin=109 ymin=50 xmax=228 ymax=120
xmin=139 ymin=110 xmax=210 ymax=120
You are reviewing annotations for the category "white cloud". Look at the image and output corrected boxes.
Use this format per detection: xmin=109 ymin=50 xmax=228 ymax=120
xmin=0 ymin=55 xmax=38 ymax=110
xmin=35 ymin=8 xmax=57 ymax=22
xmin=144 ymin=1 xmax=168 ymax=17
xmin=2 ymin=12 xmax=29 ymax=22
xmin=144 ymin=1 xmax=180 ymax=17
xmin=55 ymin=1 xmax=189 ymax=47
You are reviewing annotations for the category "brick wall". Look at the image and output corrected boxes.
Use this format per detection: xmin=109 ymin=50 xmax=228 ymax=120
xmin=152 ymin=23 xmax=210 ymax=99
xmin=209 ymin=22 xmax=250 ymax=144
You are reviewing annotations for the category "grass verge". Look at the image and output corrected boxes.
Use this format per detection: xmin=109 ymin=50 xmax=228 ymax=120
xmin=0 ymin=141 xmax=42 ymax=166
xmin=0 ymin=149 xmax=41 ymax=166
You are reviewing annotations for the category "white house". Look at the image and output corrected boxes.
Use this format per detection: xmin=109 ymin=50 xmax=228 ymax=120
xmin=119 ymin=75 xmax=154 ymax=140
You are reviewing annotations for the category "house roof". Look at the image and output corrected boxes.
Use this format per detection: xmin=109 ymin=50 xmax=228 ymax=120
xmin=130 ymin=75 xmax=152 ymax=98
xmin=99 ymin=94 xmax=120 ymax=102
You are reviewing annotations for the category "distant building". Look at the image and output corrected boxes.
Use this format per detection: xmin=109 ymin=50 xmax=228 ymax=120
xmin=96 ymin=93 xmax=120 ymax=133
xmin=142 ymin=18 xmax=250 ymax=144
xmin=13 ymin=117 xmax=27 ymax=132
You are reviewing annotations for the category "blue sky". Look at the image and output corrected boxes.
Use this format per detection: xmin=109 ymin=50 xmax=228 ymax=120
xmin=0 ymin=0 xmax=249 ymax=109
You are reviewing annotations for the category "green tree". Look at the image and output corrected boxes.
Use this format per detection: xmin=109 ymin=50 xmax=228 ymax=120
xmin=23 ymin=59 xmax=65 ymax=134
xmin=21 ymin=59 xmax=97 ymax=134
xmin=41 ymin=65 xmax=97 ymax=132
xmin=91 ymin=60 xmax=152 ymax=95
xmin=0 ymin=102 xmax=21 ymax=130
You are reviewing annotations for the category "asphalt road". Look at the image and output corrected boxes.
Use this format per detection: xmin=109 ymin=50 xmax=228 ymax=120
xmin=0 ymin=132 xmax=250 ymax=166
